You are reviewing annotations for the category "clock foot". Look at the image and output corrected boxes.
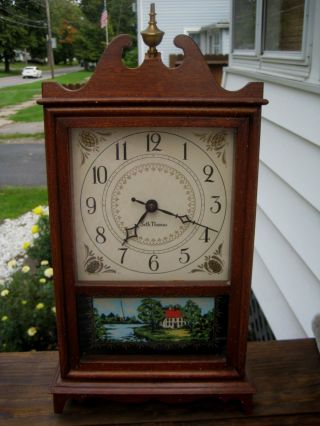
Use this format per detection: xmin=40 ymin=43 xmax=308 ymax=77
xmin=53 ymin=394 xmax=68 ymax=414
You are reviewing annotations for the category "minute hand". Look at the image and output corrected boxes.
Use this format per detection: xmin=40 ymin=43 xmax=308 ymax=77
xmin=131 ymin=198 xmax=218 ymax=233
xmin=156 ymin=207 xmax=218 ymax=233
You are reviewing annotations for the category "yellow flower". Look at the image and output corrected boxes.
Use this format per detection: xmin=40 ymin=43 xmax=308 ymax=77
xmin=0 ymin=289 xmax=9 ymax=297
xmin=32 ymin=205 xmax=44 ymax=215
xmin=40 ymin=260 xmax=49 ymax=266
xmin=39 ymin=278 xmax=46 ymax=284
xmin=44 ymin=267 xmax=53 ymax=278
xmin=7 ymin=259 xmax=17 ymax=270
xmin=31 ymin=224 xmax=39 ymax=234
xmin=51 ymin=306 xmax=56 ymax=314
xmin=27 ymin=327 xmax=37 ymax=337
xmin=22 ymin=265 xmax=30 ymax=273
xmin=36 ymin=302 xmax=45 ymax=310
xmin=21 ymin=300 xmax=27 ymax=305
xmin=22 ymin=242 xmax=31 ymax=250
xmin=1 ymin=315 xmax=8 ymax=321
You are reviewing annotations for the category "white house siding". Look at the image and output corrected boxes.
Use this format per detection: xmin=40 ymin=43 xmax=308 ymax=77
xmin=137 ymin=0 xmax=230 ymax=65
xmin=223 ymin=73 xmax=320 ymax=339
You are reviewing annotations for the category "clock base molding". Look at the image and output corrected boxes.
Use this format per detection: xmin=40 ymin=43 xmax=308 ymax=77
xmin=52 ymin=365 xmax=254 ymax=414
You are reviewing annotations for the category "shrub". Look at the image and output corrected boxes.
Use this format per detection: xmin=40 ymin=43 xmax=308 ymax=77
xmin=27 ymin=214 xmax=52 ymax=265
xmin=0 ymin=207 xmax=56 ymax=352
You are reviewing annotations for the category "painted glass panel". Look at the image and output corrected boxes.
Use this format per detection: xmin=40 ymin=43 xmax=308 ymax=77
xmin=78 ymin=296 xmax=228 ymax=355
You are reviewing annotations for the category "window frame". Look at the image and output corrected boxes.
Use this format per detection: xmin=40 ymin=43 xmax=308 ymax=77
xmin=231 ymin=0 xmax=311 ymax=67
xmin=261 ymin=0 xmax=310 ymax=63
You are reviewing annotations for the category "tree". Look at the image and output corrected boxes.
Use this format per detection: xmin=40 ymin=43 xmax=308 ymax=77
xmin=51 ymin=0 xmax=83 ymax=64
xmin=191 ymin=310 xmax=215 ymax=341
xmin=107 ymin=0 xmax=137 ymax=67
xmin=0 ymin=0 xmax=28 ymax=71
xmin=14 ymin=0 xmax=47 ymax=62
xmin=0 ymin=0 xmax=49 ymax=71
xmin=75 ymin=0 xmax=137 ymax=67
xmin=137 ymin=298 xmax=165 ymax=331
xmin=182 ymin=300 xmax=202 ymax=333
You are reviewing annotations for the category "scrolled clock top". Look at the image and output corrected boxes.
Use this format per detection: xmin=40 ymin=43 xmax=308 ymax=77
xmin=39 ymin=34 xmax=267 ymax=106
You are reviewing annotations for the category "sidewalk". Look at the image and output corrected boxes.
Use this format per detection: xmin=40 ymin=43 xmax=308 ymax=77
xmin=0 ymin=98 xmax=44 ymax=142
xmin=0 ymin=98 xmax=40 ymax=128
xmin=0 ymin=121 xmax=44 ymax=135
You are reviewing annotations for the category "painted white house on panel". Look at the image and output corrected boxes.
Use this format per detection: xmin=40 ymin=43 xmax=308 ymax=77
xmin=224 ymin=0 xmax=320 ymax=339
xmin=137 ymin=0 xmax=230 ymax=65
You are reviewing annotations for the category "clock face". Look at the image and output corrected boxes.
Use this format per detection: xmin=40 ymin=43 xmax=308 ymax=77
xmin=71 ymin=128 xmax=234 ymax=281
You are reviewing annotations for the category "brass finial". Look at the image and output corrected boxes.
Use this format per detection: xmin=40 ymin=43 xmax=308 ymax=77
xmin=140 ymin=3 xmax=164 ymax=57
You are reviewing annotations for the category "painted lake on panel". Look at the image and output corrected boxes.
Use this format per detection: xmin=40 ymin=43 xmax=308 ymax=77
xmin=105 ymin=323 xmax=145 ymax=341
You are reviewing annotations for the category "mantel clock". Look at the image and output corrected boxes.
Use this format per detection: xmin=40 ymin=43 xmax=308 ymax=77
xmin=39 ymin=4 xmax=267 ymax=413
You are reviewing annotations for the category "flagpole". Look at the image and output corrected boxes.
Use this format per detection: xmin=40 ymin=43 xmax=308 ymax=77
xmin=104 ymin=0 xmax=109 ymax=46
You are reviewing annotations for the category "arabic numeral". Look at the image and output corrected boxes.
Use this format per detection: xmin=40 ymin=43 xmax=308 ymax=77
xmin=86 ymin=197 xmax=96 ymax=214
xmin=95 ymin=226 xmax=106 ymax=244
xmin=210 ymin=196 xmax=221 ymax=214
xmin=199 ymin=227 xmax=210 ymax=243
xmin=116 ymin=142 xmax=127 ymax=160
xmin=183 ymin=142 xmax=187 ymax=160
xmin=146 ymin=133 xmax=161 ymax=152
xmin=148 ymin=254 xmax=159 ymax=271
xmin=179 ymin=248 xmax=190 ymax=264
xmin=203 ymin=165 xmax=214 ymax=182
xmin=92 ymin=166 xmax=107 ymax=184
xmin=118 ymin=247 xmax=128 ymax=264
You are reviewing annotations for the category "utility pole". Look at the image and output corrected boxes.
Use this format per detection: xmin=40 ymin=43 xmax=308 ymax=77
xmin=44 ymin=0 xmax=55 ymax=79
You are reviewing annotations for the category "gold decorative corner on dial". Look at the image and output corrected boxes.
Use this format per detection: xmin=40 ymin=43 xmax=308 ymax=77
xmin=190 ymin=243 xmax=224 ymax=275
xmin=78 ymin=130 xmax=112 ymax=165
xmin=194 ymin=130 xmax=228 ymax=166
xmin=83 ymin=244 xmax=116 ymax=274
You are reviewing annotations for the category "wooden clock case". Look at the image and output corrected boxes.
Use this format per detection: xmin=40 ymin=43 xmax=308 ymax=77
xmin=38 ymin=34 xmax=267 ymax=413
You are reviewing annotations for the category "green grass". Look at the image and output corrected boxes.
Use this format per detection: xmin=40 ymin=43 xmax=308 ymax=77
xmin=10 ymin=104 xmax=43 ymax=123
xmin=0 ymin=132 xmax=44 ymax=140
xmin=0 ymin=70 xmax=21 ymax=78
xmin=134 ymin=326 xmax=193 ymax=342
xmin=0 ymin=82 xmax=41 ymax=109
xmin=0 ymin=70 xmax=92 ymax=109
xmin=0 ymin=187 xmax=48 ymax=222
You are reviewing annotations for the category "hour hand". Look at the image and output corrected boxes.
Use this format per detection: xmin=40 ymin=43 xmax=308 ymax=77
xmin=122 ymin=210 xmax=148 ymax=245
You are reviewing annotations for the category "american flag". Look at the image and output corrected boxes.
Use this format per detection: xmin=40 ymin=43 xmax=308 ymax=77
xmin=100 ymin=7 xmax=108 ymax=28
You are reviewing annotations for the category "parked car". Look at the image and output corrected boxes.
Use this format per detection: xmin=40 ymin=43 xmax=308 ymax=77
xmin=21 ymin=66 xmax=42 ymax=79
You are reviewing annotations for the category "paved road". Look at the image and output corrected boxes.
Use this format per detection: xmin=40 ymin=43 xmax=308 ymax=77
xmin=0 ymin=65 xmax=82 ymax=89
xmin=0 ymin=144 xmax=46 ymax=186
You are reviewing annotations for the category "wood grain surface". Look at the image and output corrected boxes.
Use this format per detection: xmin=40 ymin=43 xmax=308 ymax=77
xmin=0 ymin=339 xmax=319 ymax=425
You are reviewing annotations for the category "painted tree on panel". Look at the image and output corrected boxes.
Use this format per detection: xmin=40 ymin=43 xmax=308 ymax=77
xmin=183 ymin=300 xmax=202 ymax=333
xmin=137 ymin=298 xmax=165 ymax=331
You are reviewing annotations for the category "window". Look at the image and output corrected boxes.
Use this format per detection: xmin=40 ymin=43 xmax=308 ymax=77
xmin=230 ymin=0 xmax=319 ymax=83
xmin=233 ymin=0 xmax=306 ymax=55
xmin=264 ymin=0 xmax=305 ymax=52
xmin=233 ymin=0 xmax=257 ymax=50
xmin=214 ymin=32 xmax=221 ymax=53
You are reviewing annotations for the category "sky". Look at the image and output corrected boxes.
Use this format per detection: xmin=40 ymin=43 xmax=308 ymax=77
xmin=94 ymin=297 xmax=214 ymax=317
